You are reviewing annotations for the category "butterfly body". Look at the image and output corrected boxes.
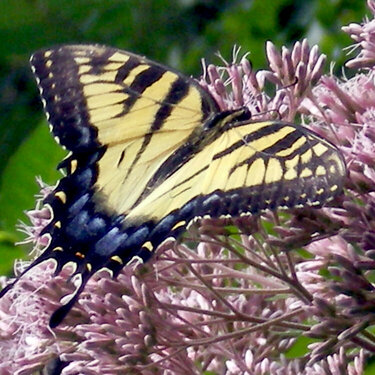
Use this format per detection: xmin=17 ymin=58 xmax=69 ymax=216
xmin=1 ymin=45 xmax=346 ymax=327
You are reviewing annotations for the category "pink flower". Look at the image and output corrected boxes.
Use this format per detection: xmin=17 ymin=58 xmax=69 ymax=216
xmin=4 ymin=3 xmax=375 ymax=373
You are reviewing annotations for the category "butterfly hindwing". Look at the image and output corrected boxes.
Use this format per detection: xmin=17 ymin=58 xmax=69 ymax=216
xmin=0 ymin=45 xmax=346 ymax=327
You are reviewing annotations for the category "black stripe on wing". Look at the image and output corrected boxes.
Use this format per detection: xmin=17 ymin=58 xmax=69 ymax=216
xmin=31 ymin=48 xmax=100 ymax=151
xmin=125 ymin=76 xmax=192 ymax=179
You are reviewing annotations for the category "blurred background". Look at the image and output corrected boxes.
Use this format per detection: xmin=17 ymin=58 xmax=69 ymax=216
xmin=0 ymin=0 xmax=368 ymax=273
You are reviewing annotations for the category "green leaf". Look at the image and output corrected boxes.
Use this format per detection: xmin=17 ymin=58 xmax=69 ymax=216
xmin=285 ymin=335 xmax=318 ymax=358
xmin=0 ymin=121 xmax=64 ymax=274
xmin=0 ymin=120 xmax=63 ymax=235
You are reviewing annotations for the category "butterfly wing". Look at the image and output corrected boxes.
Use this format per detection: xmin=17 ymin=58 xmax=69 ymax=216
xmin=124 ymin=119 xmax=346 ymax=227
xmin=31 ymin=45 xmax=219 ymax=212
xmin=1 ymin=45 xmax=222 ymax=326
xmin=25 ymin=44 xmax=222 ymax=276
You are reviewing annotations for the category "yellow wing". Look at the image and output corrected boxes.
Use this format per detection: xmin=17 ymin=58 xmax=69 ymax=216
xmin=125 ymin=119 xmax=346 ymax=224
xmin=31 ymin=44 xmax=219 ymax=213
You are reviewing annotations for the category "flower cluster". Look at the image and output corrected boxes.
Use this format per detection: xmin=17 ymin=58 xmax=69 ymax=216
xmin=3 ymin=2 xmax=375 ymax=374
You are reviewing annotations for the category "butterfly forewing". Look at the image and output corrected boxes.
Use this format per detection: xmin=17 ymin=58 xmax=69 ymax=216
xmin=126 ymin=120 xmax=346 ymax=222
xmin=31 ymin=45 xmax=219 ymax=213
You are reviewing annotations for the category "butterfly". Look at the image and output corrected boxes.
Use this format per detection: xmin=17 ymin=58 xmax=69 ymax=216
xmin=0 ymin=45 xmax=346 ymax=327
